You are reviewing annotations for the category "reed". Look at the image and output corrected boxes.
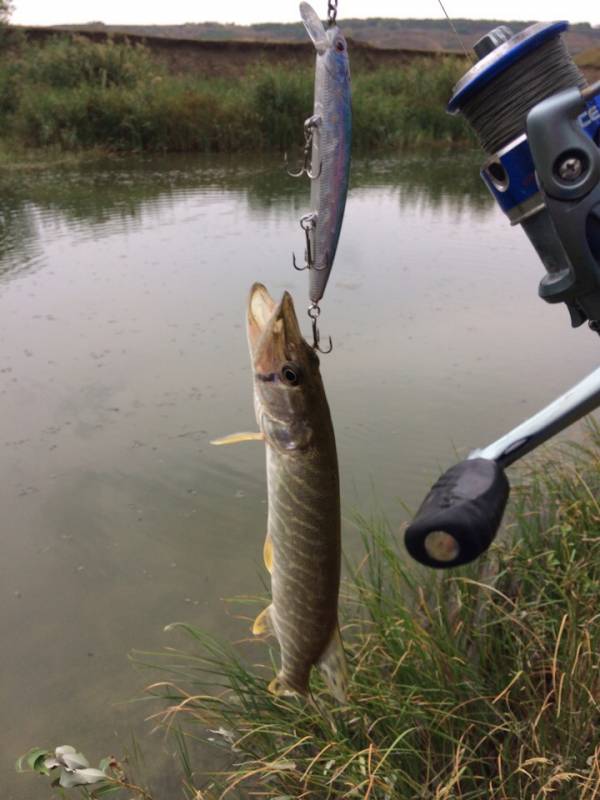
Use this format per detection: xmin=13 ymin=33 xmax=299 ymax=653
xmin=139 ymin=424 xmax=600 ymax=799
xmin=0 ymin=38 xmax=470 ymax=154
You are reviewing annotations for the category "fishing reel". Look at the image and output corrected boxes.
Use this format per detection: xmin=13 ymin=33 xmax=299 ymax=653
xmin=405 ymin=21 xmax=600 ymax=569
xmin=449 ymin=22 xmax=600 ymax=330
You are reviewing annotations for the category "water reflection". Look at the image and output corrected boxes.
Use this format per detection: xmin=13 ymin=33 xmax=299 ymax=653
xmin=0 ymin=194 xmax=44 ymax=281
xmin=2 ymin=151 xmax=596 ymax=800
xmin=352 ymin=151 xmax=491 ymax=212
xmin=0 ymin=150 xmax=490 ymax=286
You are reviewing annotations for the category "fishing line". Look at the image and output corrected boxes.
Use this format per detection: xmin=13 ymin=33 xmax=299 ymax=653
xmin=460 ymin=36 xmax=586 ymax=153
xmin=436 ymin=0 xmax=473 ymax=63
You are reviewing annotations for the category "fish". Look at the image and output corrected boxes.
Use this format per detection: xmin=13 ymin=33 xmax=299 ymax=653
xmin=212 ymin=283 xmax=347 ymax=702
xmin=296 ymin=0 xmax=352 ymax=305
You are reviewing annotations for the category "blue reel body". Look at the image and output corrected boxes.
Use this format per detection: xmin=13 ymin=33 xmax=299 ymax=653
xmin=482 ymin=94 xmax=600 ymax=226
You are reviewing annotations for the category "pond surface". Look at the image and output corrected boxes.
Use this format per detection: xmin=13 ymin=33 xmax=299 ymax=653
xmin=2 ymin=152 xmax=598 ymax=798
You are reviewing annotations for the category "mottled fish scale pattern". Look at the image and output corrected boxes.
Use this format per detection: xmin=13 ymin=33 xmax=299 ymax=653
xmin=266 ymin=420 xmax=340 ymax=693
xmin=241 ymin=282 xmax=347 ymax=702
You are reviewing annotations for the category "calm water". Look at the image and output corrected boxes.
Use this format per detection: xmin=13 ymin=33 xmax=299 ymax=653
xmin=2 ymin=152 xmax=598 ymax=798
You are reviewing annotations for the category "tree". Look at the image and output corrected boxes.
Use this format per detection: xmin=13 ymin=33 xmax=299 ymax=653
xmin=0 ymin=0 xmax=13 ymax=24
xmin=0 ymin=0 xmax=13 ymax=46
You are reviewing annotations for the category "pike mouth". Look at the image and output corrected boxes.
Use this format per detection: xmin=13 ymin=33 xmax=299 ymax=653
xmin=247 ymin=283 xmax=305 ymax=371
xmin=247 ymin=283 xmax=277 ymax=349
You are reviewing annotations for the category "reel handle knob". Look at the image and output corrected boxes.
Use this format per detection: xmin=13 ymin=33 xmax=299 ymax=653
xmin=405 ymin=458 xmax=510 ymax=569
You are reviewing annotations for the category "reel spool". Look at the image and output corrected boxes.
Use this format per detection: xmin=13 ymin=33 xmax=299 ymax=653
xmin=448 ymin=22 xmax=600 ymax=330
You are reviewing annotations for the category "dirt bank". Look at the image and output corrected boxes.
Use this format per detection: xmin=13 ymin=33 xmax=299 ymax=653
xmin=15 ymin=25 xmax=600 ymax=83
xmin=19 ymin=25 xmax=466 ymax=77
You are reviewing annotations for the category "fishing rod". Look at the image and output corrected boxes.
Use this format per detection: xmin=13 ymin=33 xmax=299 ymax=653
xmin=405 ymin=21 xmax=600 ymax=569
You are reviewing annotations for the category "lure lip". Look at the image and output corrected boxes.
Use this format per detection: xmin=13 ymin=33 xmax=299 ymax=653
xmin=299 ymin=1 xmax=328 ymax=53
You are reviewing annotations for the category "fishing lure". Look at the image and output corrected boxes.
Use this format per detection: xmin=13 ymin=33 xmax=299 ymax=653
xmin=291 ymin=0 xmax=352 ymax=351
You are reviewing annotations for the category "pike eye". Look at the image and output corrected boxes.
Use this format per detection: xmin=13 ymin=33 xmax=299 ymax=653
xmin=281 ymin=363 xmax=302 ymax=386
xmin=335 ymin=40 xmax=345 ymax=51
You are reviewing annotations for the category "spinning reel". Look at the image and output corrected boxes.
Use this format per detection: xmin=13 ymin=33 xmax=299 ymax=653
xmin=406 ymin=21 xmax=600 ymax=569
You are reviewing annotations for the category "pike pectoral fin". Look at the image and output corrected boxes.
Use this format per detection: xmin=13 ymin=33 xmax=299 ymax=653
xmin=318 ymin=625 xmax=348 ymax=704
xmin=252 ymin=604 xmax=274 ymax=636
xmin=210 ymin=432 xmax=264 ymax=445
xmin=263 ymin=532 xmax=273 ymax=573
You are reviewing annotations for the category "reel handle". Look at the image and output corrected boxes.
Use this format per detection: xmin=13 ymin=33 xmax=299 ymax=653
xmin=405 ymin=458 xmax=510 ymax=569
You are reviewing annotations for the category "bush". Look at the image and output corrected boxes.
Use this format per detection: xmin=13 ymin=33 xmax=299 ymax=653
xmin=0 ymin=59 xmax=20 ymax=113
xmin=0 ymin=38 xmax=472 ymax=154
xmin=251 ymin=67 xmax=313 ymax=150
xmin=20 ymin=36 xmax=156 ymax=90
xmin=13 ymin=78 xmax=258 ymax=152
xmin=352 ymin=59 xmax=471 ymax=148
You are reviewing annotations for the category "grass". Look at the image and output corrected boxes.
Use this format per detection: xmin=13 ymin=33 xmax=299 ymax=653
xmin=139 ymin=425 xmax=600 ymax=799
xmin=0 ymin=37 xmax=471 ymax=156
xmin=0 ymin=138 xmax=110 ymax=170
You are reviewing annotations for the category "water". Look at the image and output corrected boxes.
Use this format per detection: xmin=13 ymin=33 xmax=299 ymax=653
xmin=2 ymin=152 xmax=598 ymax=798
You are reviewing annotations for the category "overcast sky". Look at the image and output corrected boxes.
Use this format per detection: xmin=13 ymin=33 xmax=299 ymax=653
xmin=10 ymin=1 xmax=600 ymax=27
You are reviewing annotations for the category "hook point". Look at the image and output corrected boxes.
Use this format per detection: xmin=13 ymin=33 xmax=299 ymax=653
xmin=316 ymin=336 xmax=333 ymax=354
xmin=292 ymin=252 xmax=307 ymax=271
xmin=308 ymin=303 xmax=332 ymax=354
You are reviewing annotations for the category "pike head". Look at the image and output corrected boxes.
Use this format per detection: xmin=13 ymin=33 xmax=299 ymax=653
xmin=247 ymin=283 xmax=324 ymax=452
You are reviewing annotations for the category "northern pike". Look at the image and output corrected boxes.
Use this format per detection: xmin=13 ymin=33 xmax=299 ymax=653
xmin=212 ymin=283 xmax=347 ymax=702
xmin=295 ymin=1 xmax=352 ymax=305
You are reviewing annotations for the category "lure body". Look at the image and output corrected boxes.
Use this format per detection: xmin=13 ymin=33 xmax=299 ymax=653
xmin=300 ymin=1 xmax=352 ymax=304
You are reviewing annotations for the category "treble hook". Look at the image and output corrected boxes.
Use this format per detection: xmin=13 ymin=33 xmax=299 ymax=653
xmin=287 ymin=116 xmax=322 ymax=179
xmin=293 ymin=213 xmax=317 ymax=271
xmin=308 ymin=303 xmax=333 ymax=354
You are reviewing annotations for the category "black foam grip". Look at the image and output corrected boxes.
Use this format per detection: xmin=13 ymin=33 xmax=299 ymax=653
xmin=405 ymin=458 xmax=510 ymax=569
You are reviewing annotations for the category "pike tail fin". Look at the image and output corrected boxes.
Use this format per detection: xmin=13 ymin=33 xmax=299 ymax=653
xmin=267 ymin=674 xmax=336 ymax=731
xmin=266 ymin=664 xmax=342 ymax=734
xmin=317 ymin=624 xmax=348 ymax=704
xmin=267 ymin=673 xmax=305 ymax=698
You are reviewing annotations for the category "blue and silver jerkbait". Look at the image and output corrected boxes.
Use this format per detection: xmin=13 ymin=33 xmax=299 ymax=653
xmin=295 ymin=1 xmax=352 ymax=306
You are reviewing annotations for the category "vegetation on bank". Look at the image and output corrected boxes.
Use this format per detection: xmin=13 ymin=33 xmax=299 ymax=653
xmin=15 ymin=424 xmax=600 ymax=797
xmin=0 ymin=37 xmax=470 ymax=154
xmin=129 ymin=427 xmax=600 ymax=799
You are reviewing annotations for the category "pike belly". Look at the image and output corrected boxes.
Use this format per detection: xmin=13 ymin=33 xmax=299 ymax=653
xmin=266 ymin=437 xmax=341 ymax=693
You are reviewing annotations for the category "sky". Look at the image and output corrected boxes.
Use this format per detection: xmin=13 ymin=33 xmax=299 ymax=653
xmin=9 ymin=1 xmax=600 ymax=27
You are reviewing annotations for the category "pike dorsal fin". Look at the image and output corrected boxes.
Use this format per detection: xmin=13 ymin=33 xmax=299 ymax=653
xmin=317 ymin=625 xmax=348 ymax=703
